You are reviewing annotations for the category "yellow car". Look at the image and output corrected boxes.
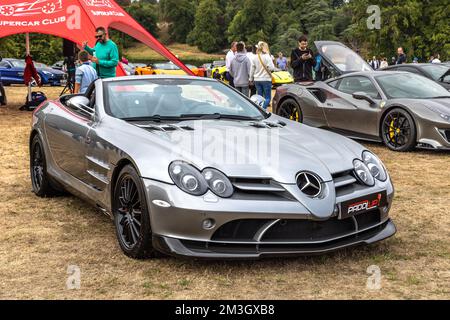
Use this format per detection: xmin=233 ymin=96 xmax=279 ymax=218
xmin=135 ymin=62 xmax=201 ymax=76
xmin=210 ymin=60 xmax=294 ymax=87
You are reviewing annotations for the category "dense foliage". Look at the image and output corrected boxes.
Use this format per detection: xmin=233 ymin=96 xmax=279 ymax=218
xmin=0 ymin=0 xmax=448 ymax=64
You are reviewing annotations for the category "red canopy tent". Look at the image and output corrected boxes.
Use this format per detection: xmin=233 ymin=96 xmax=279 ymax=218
xmin=0 ymin=0 xmax=194 ymax=76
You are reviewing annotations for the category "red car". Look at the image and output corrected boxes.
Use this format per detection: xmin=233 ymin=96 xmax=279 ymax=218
xmin=0 ymin=0 xmax=62 ymax=16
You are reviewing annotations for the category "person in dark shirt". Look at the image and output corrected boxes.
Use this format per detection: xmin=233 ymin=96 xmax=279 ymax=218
xmin=291 ymin=35 xmax=316 ymax=82
xmin=396 ymin=47 xmax=407 ymax=65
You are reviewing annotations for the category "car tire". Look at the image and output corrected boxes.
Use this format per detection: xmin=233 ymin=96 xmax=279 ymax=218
xmin=113 ymin=165 xmax=155 ymax=259
xmin=277 ymin=98 xmax=303 ymax=123
xmin=381 ymin=108 xmax=417 ymax=152
xmin=30 ymin=135 xmax=60 ymax=197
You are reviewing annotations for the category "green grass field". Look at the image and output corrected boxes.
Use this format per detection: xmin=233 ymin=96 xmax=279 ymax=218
xmin=124 ymin=43 xmax=224 ymax=65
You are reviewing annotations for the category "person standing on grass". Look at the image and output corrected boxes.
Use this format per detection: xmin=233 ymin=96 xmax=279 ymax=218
xmin=230 ymin=42 xmax=252 ymax=97
xmin=396 ymin=47 xmax=407 ymax=65
xmin=250 ymin=41 xmax=275 ymax=110
xmin=82 ymin=27 xmax=119 ymax=79
xmin=225 ymin=42 xmax=237 ymax=87
xmin=74 ymin=51 xmax=98 ymax=94
xmin=291 ymin=35 xmax=316 ymax=82
xmin=276 ymin=52 xmax=288 ymax=71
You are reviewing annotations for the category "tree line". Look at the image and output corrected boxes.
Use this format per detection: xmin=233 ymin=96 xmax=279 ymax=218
xmin=0 ymin=0 xmax=448 ymax=64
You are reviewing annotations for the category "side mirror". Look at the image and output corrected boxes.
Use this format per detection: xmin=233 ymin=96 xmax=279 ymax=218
xmin=67 ymin=96 xmax=95 ymax=119
xmin=352 ymin=91 xmax=376 ymax=105
xmin=250 ymin=94 xmax=266 ymax=109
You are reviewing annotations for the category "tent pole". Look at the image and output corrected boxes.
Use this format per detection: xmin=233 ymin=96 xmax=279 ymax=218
xmin=25 ymin=33 xmax=31 ymax=102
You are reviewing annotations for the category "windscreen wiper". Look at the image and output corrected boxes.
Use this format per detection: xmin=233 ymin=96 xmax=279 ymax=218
xmin=179 ymin=113 xmax=260 ymax=121
xmin=122 ymin=115 xmax=177 ymax=122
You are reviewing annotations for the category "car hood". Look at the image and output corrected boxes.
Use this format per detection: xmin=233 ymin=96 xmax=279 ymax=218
xmin=118 ymin=114 xmax=365 ymax=184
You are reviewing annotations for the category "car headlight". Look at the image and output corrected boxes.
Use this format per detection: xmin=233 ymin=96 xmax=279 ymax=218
xmin=202 ymin=168 xmax=234 ymax=198
xmin=353 ymin=159 xmax=375 ymax=186
xmin=169 ymin=161 xmax=208 ymax=196
xmin=425 ymin=105 xmax=450 ymax=122
xmin=362 ymin=151 xmax=387 ymax=181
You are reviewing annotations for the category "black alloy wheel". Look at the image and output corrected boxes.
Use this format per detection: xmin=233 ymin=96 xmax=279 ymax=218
xmin=113 ymin=165 xmax=154 ymax=259
xmin=277 ymin=98 xmax=303 ymax=123
xmin=381 ymin=108 xmax=417 ymax=152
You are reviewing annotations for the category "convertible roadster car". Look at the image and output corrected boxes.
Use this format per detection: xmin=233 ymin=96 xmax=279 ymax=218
xmin=273 ymin=41 xmax=450 ymax=151
xmin=30 ymin=75 xmax=396 ymax=259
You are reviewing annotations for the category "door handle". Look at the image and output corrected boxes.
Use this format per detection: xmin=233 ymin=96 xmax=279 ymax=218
xmin=327 ymin=103 xmax=333 ymax=107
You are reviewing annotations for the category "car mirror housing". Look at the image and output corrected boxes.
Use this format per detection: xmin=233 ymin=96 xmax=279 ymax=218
xmin=352 ymin=91 xmax=376 ymax=105
xmin=67 ymin=96 xmax=95 ymax=119
xmin=250 ymin=94 xmax=266 ymax=109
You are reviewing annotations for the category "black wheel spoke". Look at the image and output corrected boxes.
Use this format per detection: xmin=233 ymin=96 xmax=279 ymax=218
xmin=115 ymin=174 xmax=143 ymax=250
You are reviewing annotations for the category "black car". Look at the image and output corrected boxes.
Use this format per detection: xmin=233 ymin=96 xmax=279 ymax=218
xmin=384 ymin=63 xmax=450 ymax=90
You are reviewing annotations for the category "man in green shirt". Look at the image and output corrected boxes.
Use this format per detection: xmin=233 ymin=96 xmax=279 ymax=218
xmin=82 ymin=27 xmax=119 ymax=78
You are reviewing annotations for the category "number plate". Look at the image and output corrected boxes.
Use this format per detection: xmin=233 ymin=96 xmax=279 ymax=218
xmin=339 ymin=191 xmax=387 ymax=220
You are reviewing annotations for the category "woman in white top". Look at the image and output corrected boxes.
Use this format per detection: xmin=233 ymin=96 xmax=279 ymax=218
xmin=250 ymin=41 xmax=275 ymax=110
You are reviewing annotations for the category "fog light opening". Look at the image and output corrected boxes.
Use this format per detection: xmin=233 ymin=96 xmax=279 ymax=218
xmin=202 ymin=219 xmax=216 ymax=230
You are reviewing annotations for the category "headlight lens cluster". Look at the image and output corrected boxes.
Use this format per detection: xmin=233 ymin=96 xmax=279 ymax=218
xmin=353 ymin=151 xmax=388 ymax=186
xmin=169 ymin=161 xmax=234 ymax=198
xmin=362 ymin=151 xmax=387 ymax=181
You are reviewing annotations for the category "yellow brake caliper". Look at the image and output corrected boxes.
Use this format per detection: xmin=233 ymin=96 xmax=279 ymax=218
xmin=389 ymin=119 xmax=401 ymax=141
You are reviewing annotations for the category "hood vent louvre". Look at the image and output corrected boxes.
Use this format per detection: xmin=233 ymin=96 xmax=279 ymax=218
xmin=250 ymin=121 xmax=285 ymax=129
xmin=136 ymin=124 xmax=195 ymax=132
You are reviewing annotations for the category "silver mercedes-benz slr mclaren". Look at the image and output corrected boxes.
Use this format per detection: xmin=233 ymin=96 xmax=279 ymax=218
xmin=30 ymin=75 xmax=396 ymax=259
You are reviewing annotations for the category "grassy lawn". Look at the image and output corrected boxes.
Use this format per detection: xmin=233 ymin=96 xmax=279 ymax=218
xmin=124 ymin=43 xmax=224 ymax=64
xmin=0 ymin=86 xmax=449 ymax=299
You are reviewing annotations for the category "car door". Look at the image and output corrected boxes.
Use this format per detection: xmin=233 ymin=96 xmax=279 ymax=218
xmin=44 ymin=94 xmax=93 ymax=184
xmin=84 ymin=87 xmax=114 ymax=192
xmin=322 ymin=75 xmax=382 ymax=139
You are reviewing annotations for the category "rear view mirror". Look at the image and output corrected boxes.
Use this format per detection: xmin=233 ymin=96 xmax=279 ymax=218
xmin=250 ymin=95 xmax=265 ymax=109
xmin=352 ymin=91 xmax=376 ymax=105
xmin=67 ymin=96 xmax=94 ymax=119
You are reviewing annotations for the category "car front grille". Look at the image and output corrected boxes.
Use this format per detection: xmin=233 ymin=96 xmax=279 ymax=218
xmin=181 ymin=217 xmax=387 ymax=255
xmin=332 ymin=170 xmax=360 ymax=198
xmin=230 ymin=178 xmax=296 ymax=201
xmin=442 ymin=129 xmax=450 ymax=143
xmin=211 ymin=210 xmax=381 ymax=243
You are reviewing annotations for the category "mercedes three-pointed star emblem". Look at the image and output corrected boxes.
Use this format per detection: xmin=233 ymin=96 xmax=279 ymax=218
xmin=296 ymin=172 xmax=322 ymax=197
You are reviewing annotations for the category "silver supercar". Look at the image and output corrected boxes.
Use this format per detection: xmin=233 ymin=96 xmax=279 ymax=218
xmin=30 ymin=76 xmax=396 ymax=259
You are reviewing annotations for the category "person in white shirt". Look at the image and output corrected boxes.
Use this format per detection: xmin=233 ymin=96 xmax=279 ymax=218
xmin=225 ymin=42 xmax=237 ymax=87
xmin=380 ymin=58 xmax=389 ymax=69
xmin=250 ymin=41 xmax=275 ymax=110
xmin=432 ymin=54 xmax=441 ymax=64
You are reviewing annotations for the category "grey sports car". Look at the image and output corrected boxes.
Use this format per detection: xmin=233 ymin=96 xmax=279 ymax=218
xmin=30 ymin=75 xmax=396 ymax=259
xmin=273 ymin=41 xmax=450 ymax=152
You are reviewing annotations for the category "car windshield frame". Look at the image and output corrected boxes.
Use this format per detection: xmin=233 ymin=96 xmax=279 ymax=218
xmin=103 ymin=78 xmax=268 ymax=121
xmin=375 ymin=73 xmax=450 ymax=99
